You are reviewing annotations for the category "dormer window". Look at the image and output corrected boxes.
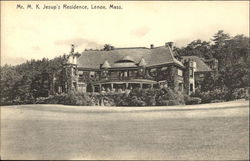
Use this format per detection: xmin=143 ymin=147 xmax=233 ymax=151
xmin=138 ymin=57 xmax=146 ymax=67
xmin=101 ymin=60 xmax=111 ymax=69
xmin=89 ymin=71 xmax=95 ymax=78
xmin=79 ymin=71 xmax=83 ymax=76
xmin=113 ymin=56 xmax=137 ymax=68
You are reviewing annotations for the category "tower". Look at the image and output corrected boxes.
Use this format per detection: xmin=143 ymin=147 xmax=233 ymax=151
xmin=63 ymin=44 xmax=81 ymax=92
xmin=183 ymin=59 xmax=196 ymax=95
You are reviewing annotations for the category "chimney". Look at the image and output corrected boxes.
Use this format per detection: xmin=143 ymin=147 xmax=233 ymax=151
xmin=71 ymin=44 xmax=75 ymax=53
xmin=150 ymin=44 xmax=154 ymax=49
xmin=165 ymin=42 xmax=173 ymax=50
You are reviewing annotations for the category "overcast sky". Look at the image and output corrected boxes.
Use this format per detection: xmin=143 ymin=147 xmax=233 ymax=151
xmin=1 ymin=1 xmax=249 ymax=65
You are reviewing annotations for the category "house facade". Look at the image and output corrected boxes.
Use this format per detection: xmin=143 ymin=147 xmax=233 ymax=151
xmin=62 ymin=42 xmax=214 ymax=95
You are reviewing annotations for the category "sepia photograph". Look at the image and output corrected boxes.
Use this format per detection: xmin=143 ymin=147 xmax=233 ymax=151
xmin=1 ymin=1 xmax=249 ymax=160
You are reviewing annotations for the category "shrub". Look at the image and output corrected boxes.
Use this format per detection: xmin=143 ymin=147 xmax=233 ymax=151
xmin=185 ymin=97 xmax=202 ymax=105
xmin=96 ymin=87 xmax=185 ymax=107
xmin=35 ymin=91 xmax=90 ymax=106
xmin=191 ymin=88 xmax=228 ymax=103
xmin=191 ymin=87 xmax=249 ymax=103
xmin=210 ymin=100 xmax=224 ymax=103
xmin=155 ymin=87 xmax=184 ymax=106
xmin=232 ymin=87 xmax=249 ymax=100
xmin=126 ymin=88 xmax=157 ymax=106
xmin=35 ymin=94 xmax=68 ymax=104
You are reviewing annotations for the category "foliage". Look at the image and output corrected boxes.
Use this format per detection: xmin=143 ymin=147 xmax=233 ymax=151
xmin=185 ymin=97 xmax=202 ymax=105
xmin=155 ymin=87 xmax=184 ymax=106
xmin=111 ymin=87 xmax=185 ymax=107
xmin=175 ymin=39 xmax=213 ymax=59
xmin=231 ymin=87 xmax=249 ymax=100
xmin=35 ymin=90 xmax=90 ymax=106
xmin=103 ymin=44 xmax=114 ymax=51
xmin=0 ymin=56 xmax=67 ymax=105
xmin=191 ymin=88 xmax=229 ymax=103
xmin=0 ymin=65 xmax=22 ymax=105
xmin=175 ymin=30 xmax=249 ymax=100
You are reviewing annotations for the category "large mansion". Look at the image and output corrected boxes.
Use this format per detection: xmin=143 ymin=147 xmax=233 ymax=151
xmin=60 ymin=42 xmax=216 ymax=95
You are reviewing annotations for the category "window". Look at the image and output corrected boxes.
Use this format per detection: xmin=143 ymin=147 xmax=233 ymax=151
xmin=178 ymin=83 xmax=183 ymax=91
xmin=89 ymin=71 xmax=95 ymax=78
xmin=189 ymin=69 xmax=193 ymax=78
xmin=129 ymin=70 xmax=135 ymax=77
xmin=73 ymin=82 xmax=77 ymax=90
xmin=190 ymin=83 xmax=193 ymax=92
xmin=149 ymin=68 xmax=157 ymax=77
xmin=124 ymin=71 xmax=128 ymax=77
xmin=72 ymin=68 xmax=77 ymax=76
xmin=78 ymin=83 xmax=86 ymax=93
xmin=199 ymin=74 xmax=204 ymax=78
xmin=110 ymin=71 xmax=117 ymax=79
xmin=79 ymin=71 xmax=83 ymax=76
xmin=177 ymin=69 xmax=183 ymax=76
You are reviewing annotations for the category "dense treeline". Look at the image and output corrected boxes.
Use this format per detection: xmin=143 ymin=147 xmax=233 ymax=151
xmin=1 ymin=56 xmax=68 ymax=105
xmin=0 ymin=30 xmax=249 ymax=106
xmin=174 ymin=30 xmax=249 ymax=98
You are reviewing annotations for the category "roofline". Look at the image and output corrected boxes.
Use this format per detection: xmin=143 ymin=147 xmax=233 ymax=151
xmin=78 ymin=62 xmax=185 ymax=71
xmin=194 ymin=70 xmax=215 ymax=73
xmin=92 ymin=79 xmax=157 ymax=85
xmin=113 ymin=47 xmax=149 ymax=50
xmin=146 ymin=62 xmax=185 ymax=69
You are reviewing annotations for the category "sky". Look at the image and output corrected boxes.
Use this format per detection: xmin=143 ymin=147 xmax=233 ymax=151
xmin=1 ymin=1 xmax=249 ymax=65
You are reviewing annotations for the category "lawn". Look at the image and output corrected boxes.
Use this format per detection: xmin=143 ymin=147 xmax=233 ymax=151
xmin=1 ymin=100 xmax=249 ymax=160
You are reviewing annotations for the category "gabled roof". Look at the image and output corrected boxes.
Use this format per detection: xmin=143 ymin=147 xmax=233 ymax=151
xmin=182 ymin=56 xmax=212 ymax=72
xmin=77 ymin=46 xmax=184 ymax=69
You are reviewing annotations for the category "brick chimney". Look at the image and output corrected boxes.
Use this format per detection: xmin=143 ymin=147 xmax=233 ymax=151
xmin=150 ymin=44 xmax=154 ymax=49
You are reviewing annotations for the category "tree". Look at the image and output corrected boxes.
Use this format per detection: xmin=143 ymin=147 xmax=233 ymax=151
xmin=0 ymin=65 xmax=22 ymax=105
xmin=12 ymin=75 xmax=33 ymax=103
xmin=103 ymin=44 xmax=114 ymax=51
xmin=211 ymin=30 xmax=231 ymax=70
xmin=175 ymin=40 xmax=213 ymax=59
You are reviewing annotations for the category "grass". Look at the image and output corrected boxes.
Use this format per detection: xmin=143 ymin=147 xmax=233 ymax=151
xmin=1 ymin=100 xmax=249 ymax=160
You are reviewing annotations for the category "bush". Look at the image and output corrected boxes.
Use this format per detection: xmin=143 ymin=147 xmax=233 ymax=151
xmin=94 ymin=87 xmax=185 ymax=107
xmin=191 ymin=88 xmax=228 ymax=103
xmin=191 ymin=87 xmax=249 ymax=103
xmin=185 ymin=97 xmax=202 ymax=105
xmin=210 ymin=100 xmax=224 ymax=103
xmin=126 ymin=88 xmax=157 ymax=106
xmin=232 ymin=87 xmax=249 ymax=100
xmin=35 ymin=90 xmax=91 ymax=106
xmin=155 ymin=87 xmax=184 ymax=106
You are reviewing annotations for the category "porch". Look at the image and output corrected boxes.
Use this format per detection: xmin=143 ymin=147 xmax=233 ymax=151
xmin=90 ymin=79 xmax=158 ymax=93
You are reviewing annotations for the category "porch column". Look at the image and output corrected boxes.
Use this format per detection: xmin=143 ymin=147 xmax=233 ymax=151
xmin=111 ymin=83 xmax=113 ymax=90
xmin=125 ymin=83 xmax=128 ymax=89
xmin=140 ymin=83 xmax=142 ymax=88
xmin=99 ymin=84 xmax=102 ymax=92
